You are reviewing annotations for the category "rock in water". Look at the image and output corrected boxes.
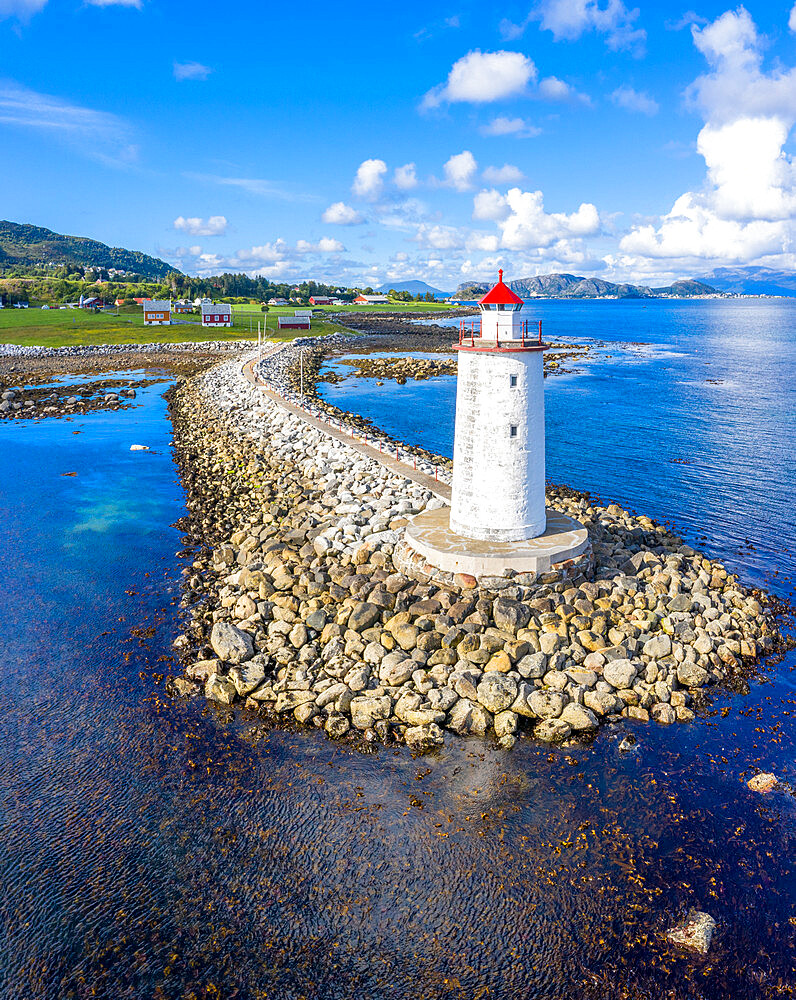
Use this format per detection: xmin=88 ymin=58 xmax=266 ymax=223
xmin=747 ymin=772 xmax=777 ymax=793
xmin=130 ymin=444 xmax=149 ymax=451
xmin=210 ymin=622 xmax=255 ymax=663
xmin=667 ymin=909 xmax=717 ymax=954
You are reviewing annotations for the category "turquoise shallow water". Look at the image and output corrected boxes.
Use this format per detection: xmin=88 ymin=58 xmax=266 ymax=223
xmin=0 ymin=343 xmax=795 ymax=999
xmin=319 ymin=299 xmax=796 ymax=598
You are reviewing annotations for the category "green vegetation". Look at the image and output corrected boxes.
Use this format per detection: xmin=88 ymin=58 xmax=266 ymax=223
xmin=0 ymin=221 xmax=173 ymax=281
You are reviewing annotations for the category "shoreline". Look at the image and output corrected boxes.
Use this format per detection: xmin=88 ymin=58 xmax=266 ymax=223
xmin=166 ymin=349 xmax=788 ymax=750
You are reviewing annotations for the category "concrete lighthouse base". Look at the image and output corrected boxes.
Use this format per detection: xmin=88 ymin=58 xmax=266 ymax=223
xmin=395 ymin=506 xmax=593 ymax=590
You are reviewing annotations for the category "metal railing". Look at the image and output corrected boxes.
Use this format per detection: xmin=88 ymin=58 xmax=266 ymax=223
xmin=457 ymin=318 xmax=543 ymax=348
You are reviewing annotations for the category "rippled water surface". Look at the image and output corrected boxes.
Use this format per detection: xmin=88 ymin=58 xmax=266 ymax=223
xmin=1 ymin=317 xmax=795 ymax=998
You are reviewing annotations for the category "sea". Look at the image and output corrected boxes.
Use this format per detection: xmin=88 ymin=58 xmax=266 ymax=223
xmin=0 ymin=300 xmax=794 ymax=999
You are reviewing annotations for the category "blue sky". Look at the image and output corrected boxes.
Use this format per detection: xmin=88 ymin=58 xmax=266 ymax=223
xmin=3 ymin=0 xmax=796 ymax=289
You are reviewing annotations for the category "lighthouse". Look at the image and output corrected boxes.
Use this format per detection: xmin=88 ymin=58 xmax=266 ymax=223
xmin=450 ymin=270 xmax=548 ymax=542
xmin=396 ymin=269 xmax=591 ymax=588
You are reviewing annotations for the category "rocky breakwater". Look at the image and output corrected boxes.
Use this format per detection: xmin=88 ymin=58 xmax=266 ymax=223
xmin=168 ymin=353 xmax=788 ymax=752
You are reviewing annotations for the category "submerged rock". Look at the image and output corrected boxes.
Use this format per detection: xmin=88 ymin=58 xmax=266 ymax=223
xmin=667 ymin=909 xmax=717 ymax=954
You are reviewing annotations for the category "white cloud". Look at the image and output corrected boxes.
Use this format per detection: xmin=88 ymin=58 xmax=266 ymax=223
xmin=322 ymin=201 xmax=364 ymax=225
xmin=473 ymin=188 xmax=512 ymax=221
xmin=422 ymin=50 xmax=536 ymax=109
xmin=444 ymin=150 xmax=478 ymax=191
xmin=483 ymin=164 xmax=524 ymax=184
xmin=532 ymin=0 xmax=646 ymax=53
xmin=0 ymin=81 xmax=137 ymax=166
xmin=0 ymin=0 xmax=47 ymax=19
xmin=621 ymin=7 xmax=796 ymax=264
xmin=538 ymin=76 xmax=573 ymax=100
xmin=85 ymin=0 xmax=141 ymax=6
xmin=480 ymin=115 xmax=541 ymax=138
xmin=174 ymin=62 xmax=212 ymax=81
xmin=477 ymin=187 xmax=600 ymax=249
xmin=174 ymin=215 xmax=227 ymax=236
xmin=352 ymin=158 xmax=388 ymax=199
xmin=611 ymin=85 xmax=659 ymax=115
xmin=186 ymin=172 xmax=308 ymax=201
xmin=294 ymin=236 xmax=345 ymax=253
xmin=414 ymin=224 xmax=464 ymax=250
xmin=394 ymin=163 xmax=418 ymax=190
xmin=790 ymin=3 xmax=796 ymax=33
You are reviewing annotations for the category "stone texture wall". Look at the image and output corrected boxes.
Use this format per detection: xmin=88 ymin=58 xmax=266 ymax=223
xmin=450 ymin=349 xmax=546 ymax=541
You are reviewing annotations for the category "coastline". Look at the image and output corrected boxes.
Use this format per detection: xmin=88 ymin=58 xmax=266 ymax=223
xmin=166 ymin=347 xmax=788 ymax=749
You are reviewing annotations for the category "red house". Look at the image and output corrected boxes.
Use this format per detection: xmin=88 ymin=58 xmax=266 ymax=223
xmin=201 ymin=302 xmax=233 ymax=327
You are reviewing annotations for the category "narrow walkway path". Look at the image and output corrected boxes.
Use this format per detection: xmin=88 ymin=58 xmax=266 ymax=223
xmin=241 ymin=353 xmax=452 ymax=502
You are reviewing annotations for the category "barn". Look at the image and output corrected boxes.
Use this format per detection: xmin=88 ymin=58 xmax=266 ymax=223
xmin=277 ymin=316 xmax=310 ymax=330
xmin=201 ymin=302 xmax=233 ymax=327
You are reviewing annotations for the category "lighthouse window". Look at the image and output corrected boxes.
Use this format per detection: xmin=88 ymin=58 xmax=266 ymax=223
xmin=510 ymin=425 xmax=518 ymax=438
xmin=509 ymin=374 xmax=518 ymax=388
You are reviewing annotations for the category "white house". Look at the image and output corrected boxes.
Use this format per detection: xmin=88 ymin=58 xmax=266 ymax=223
xmin=353 ymin=294 xmax=390 ymax=304
xmin=143 ymin=300 xmax=171 ymax=325
xmin=201 ymin=302 xmax=233 ymax=327
xmin=268 ymin=297 xmax=288 ymax=306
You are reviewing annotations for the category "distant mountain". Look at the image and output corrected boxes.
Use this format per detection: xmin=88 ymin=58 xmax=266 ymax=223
xmin=697 ymin=266 xmax=796 ymax=296
xmin=0 ymin=221 xmax=177 ymax=280
xmin=376 ymin=279 xmax=451 ymax=298
xmin=455 ymin=272 xmax=718 ymax=300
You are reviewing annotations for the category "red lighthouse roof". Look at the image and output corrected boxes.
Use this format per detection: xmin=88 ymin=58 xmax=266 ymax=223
xmin=479 ymin=269 xmax=524 ymax=306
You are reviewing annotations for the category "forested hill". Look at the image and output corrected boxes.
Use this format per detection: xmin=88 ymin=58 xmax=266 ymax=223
xmin=455 ymin=273 xmax=718 ymax=299
xmin=0 ymin=221 xmax=177 ymax=280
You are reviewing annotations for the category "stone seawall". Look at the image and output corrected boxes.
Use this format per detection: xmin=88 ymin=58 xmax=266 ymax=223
xmin=169 ymin=351 xmax=788 ymax=751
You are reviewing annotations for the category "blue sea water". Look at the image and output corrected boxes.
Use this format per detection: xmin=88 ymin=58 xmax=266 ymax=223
xmin=0 ymin=343 xmax=794 ymax=999
xmin=320 ymin=299 xmax=796 ymax=597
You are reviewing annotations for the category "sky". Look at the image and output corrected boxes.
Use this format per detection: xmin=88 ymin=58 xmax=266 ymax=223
xmin=3 ymin=1 xmax=796 ymax=290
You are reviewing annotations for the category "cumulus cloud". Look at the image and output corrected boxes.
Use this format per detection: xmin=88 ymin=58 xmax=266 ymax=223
xmin=473 ymin=187 xmax=599 ymax=249
xmin=322 ymin=201 xmax=364 ymax=225
xmin=352 ymin=158 xmax=388 ymax=199
xmin=538 ymin=75 xmax=580 ymax=101
xmin=791 ymin=3 xmax=796 ymax=33
xmin=421 ymin=50 xmax=536 ymax=109
xmin=174 ymin=62 xmax=212 ymax=81
xmin=621 ymin=7 xmax=796 ymax=264
xmin=531 ymin=0 xmax=646 ymax=53
xmin=611 ymin=85 xmax=659 ymax=115
xmin=174 ymin=215 xmax=227 ymax=236
xmin=295 ymin=237 xmax=345 ymax=253
xmin=480 ymin=115 xmax=542 ymax=138
xmin=483 ymin=164 xmax=524 ymax=184
xmin=394 ymin=163 xmax=418 ymax=190
xmin=443 ymin=150 xmax=478 ymax=191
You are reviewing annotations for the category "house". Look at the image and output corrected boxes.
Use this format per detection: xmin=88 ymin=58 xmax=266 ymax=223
xmin=143 ymin=299 xmax=172 ymax=325
xmin=309 ymin=296 xmax=334 ymax=305
xmin=353 ymin=294 xmax=390 ymax=304
xmin=268 ymin=297 xmax=288 ymax=306
xmin=201 ymin=302 xmax=233 ymax=327
xmin=294 ymin=309 xmax=313 ymax=319
xmin=174 ymin=301 xmax=193 ymax=314
xmin=277 ymin=316 xmax=310 ymax=330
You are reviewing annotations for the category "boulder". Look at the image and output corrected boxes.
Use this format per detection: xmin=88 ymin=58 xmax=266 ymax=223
xmin=492 ymin=598 xmax=531 ymax=633
xmin=350 ymin=695 xmax=392 ymax=730
xmin=447 ymin=698 xmax=491 ymax=736
xmin=405 ymin=723 xmax=444 ymax=751
xmin=667 ymin=909 xmax=717 ymax=954
xmin=528 ymin=689 xmax=566 ymax=719
xmin=348 ymin=601 xmax=382 ymax=632
xmin=379 ymin=651 xmax=414 ymax=686
xmin=228 ymin=659 xmax=266 ymax=696
xmin=476 ymin=672 xmax=518 ymax=714
xmin=210 ymin=622 xmax=254 ymax=664
xmin=643 ymin=634 xmax=672 ymax=659
xmin=561 ymin=703 xmax=599 ymax=731
xmin=535 ymin=718 xmax=571 ymax=742
xmin=205 ymin=673 xmax=236 ymax=705
xmin=651 ymin=702 xmax=676 ymax=725
xmin=603 ymin=659 xmax=637 ymax=690
xmin=677 ymin=662 xmax=710 ymax=687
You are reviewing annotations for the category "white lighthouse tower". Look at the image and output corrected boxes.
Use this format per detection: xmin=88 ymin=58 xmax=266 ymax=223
xmin=450 ymin=270 xmax=547 ymax=542
xmin=397 ymin=269 xmax=590 ymax=587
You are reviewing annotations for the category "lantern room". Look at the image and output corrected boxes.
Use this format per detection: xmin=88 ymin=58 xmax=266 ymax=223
xmin=478 ymin=268 xmax=524 ymax=342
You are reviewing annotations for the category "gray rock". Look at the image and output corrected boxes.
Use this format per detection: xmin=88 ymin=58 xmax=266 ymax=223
xmin=228 ymin=659 xmax=266 ymax=696
xmin=584 ymin=689 xmax=623 ymax=716
xmin=516 ymin=652 xmax=547 ymax=679
xmin=186 ymin=658 xmax=219 ymax=682
xmin=350 ymin=695 xmax=392 ymax=730
xmin=210 ymin=621 xmax=254 ymax=664
xmin=535 ymin=718 xmax=571 ymax=741
xmin=494 ymin=710 xmax=519 ymax=739
xmin=643 ymin=634 xmax=672 ymax=659
xmin=529 ymin=689 xmax=566 ymax=719
xmin=651 ymin=702 xmax=676 ymax=724
xmin=561 ymin=703 xmax=599 ymax=731
xmin=447 ymin=698 xmax=491 ymax=736
xmin=476 ymin=672 xmax=518 ymax=713
xmin=205 ymin=673 xmax=236 ymax=705
xmin=405 ymin=723 xmax=444 ymax=751
xmin=348 ymin=602 xmax=382 ymax=632
xmin=492 ymin=598 xmax=531 ymax=633
xmin=603 ymin=658 xmax=637 ymax=690
xmin=667 ymin=909 xmax=717 ymax=954
xmin=379 ymin=650 xmax=414 ymax=686
xmin=325 ymin=713 xmax=350 ymax=739
xmin=677 ymin=661 xmax=710 ymax=687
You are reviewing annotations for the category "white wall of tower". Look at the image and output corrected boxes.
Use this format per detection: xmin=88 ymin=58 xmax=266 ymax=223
xmin=450 ymin=349 xmax=546 ymax=542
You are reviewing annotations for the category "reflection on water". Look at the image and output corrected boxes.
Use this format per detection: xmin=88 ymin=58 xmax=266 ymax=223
xmin=0 ymin=347 xmax=794 ymax=999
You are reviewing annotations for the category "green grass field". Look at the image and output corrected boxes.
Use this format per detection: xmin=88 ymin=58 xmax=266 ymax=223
xmin=0 ymin=298 xmax=453 ymax=348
